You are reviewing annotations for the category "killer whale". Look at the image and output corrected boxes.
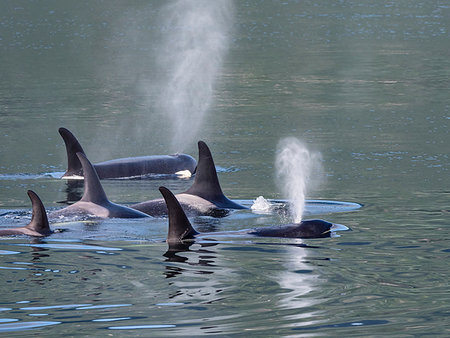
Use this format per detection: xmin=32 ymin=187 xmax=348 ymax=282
xmin=50 ymin=152 xmax=149 ymax=219
xmin=0 ymin=190 xmax=52 ymax=237
xmin=131 ymin=141 xmax=247 ymax=217
xmin=59 ymin=127 xmax=197 ymax=179
xmin=159 ymin=186 xmax=347 ymax=244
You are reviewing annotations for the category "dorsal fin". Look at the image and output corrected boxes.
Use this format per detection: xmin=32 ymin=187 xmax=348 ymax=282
xmin=159 ymin=186 xmax=198 ymax=243
xmin=59 ymin=127 xmax=85 ymax=177
xmin=25 ymin=190 xmax=51 ymax=235
xmin=185 ymin=141 xmax=222 ymax=199
xmin=77 ymin=152 xmax=108 ymax=204
xmin=184 ymin=141 xmax=245 ymax=209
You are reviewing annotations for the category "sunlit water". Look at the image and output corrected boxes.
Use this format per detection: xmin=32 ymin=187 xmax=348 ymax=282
xmin=0 ymin=0 xmax=449 ymax=336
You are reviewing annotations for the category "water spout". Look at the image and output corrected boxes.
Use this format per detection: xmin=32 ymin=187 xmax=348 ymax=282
xmin=275 ymin=137 xmax=323 ymax=223
xmin=157 ymin=0 xmax=234 ymax=152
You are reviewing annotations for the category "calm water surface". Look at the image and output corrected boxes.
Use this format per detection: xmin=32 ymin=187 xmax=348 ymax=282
xmin=0 ymin=0 xmax=449 ymax=336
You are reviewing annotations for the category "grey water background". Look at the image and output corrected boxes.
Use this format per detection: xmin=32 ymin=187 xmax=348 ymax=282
xmin=0 ymin=0 xmax=449 ymax=336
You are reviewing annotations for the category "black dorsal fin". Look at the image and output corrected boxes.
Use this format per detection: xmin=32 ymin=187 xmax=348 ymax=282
xmin=77 ymin=152 xmax=108 ymax=204
xmin=184 ymin=141 xmax=245 ymax=209
xmin=25 ymin=190 xmax=51 ymax=235
xmin=185 ymin=141 xmax=222 ymax=200
xmin=59 ymin=127 xmax=86 ymax=177
xmin=159 ymin=186 xmax=198 ymax=243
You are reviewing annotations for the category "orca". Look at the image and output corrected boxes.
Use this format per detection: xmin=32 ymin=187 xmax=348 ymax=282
xmin=50 ymin=152 xmax=150 ymax=219
xmin=58 ymin=127 xmax=197 ymax=179
xmin=0 ymin=190 xmax=52 ymax=237
xmin=131 ymin=141 xmax=247 ymax=217
xmin=159 ymin=186 xmax=347 ymax=244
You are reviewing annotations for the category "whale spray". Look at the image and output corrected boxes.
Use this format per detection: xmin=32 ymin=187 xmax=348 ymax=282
xmin=157 ymin=0 xmax=234 ymax=152
xmin=275 ymin=137 xmax=323 ymax=223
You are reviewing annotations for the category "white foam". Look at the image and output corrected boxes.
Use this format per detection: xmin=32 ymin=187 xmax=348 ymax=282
xmin=250 ymin=196 xmax=273 ymax=214
xmin=331 ymin=223 xmax=349 ymax=232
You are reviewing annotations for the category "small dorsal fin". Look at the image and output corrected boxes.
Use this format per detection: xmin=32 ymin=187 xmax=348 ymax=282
xmin=159 ymin=186 xmax=198 ymax=243
xmin=25 ymin=190 xmax=51 ymax=235
xmin=77 ymin=152 xmax=108 ymax=204
xmin=184 ymin=141 xmax=245 ymax=209
xmin=59 ymin=127 xmax=86 ymax=177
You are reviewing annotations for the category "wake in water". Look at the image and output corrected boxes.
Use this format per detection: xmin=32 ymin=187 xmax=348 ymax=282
xmin=275 ymin=137 xmax=323 ymax=223
xmin=157 ymin=0 xmax=234 ymax=152
xmin=0 ymin=172 xmax=64 ymax=180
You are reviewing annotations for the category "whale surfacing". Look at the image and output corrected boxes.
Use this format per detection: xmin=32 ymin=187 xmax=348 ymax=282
xmin=50 ymin=152 xmax=149 ymax=219
xmin=131 ymin=141 xmax=247 ymax=217
xmin=59 ymin=127 xmax=197 ymax=179
xmin=159 ymin=186 xmax=348 ymax=244
xmin=0 ymin=190 xmax=52 ymax=237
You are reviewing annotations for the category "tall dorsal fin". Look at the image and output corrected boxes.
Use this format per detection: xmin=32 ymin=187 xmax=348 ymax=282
xmin=77 ymin=152 xmax=108 ymax=204
xmin=25 ymin=190 xmax=51 ymax=235
xmin=159 ymin=186 xmax=198 ymax=243
xmin=59 ymin=127 xmax=86 ymax=177
xmin=184 ymin=141 xmax=224 ymax=200
xmin=184 ymin=141 xmax=245 ymax=209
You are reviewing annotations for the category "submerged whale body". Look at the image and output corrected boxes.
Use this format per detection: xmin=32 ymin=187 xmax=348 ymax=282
xmin=59 ymin=127 xmax=197 ymax=179
xmin=131 ymin=141 xmax=247 ymax=217
xmin=159 ymin=186 xmax=347 ymax=244
xmin=0 ymin=190 xmax=52 ymax=237
xmin=50 ymin=152 xmax=149 ymax=219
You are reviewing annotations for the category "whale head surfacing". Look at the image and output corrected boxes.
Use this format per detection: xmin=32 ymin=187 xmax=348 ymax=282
xmin=247 ymin=219 xmax=334 ymax=238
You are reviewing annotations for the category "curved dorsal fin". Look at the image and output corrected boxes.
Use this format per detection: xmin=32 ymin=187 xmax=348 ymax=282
xmin=59 ymin=127 xmax=86 ymax=177
xmin=159 ymin=186 xmax=198 ymax=243
xmin=184 ymin=141 xmax=245 ymax=209
xmin=184 ymin=141 xmax=224 ymax=200
xmin=77 ymin=152 xmax=108 ymax=204
xmin=25 ymin=190 xmax=51 ymax=235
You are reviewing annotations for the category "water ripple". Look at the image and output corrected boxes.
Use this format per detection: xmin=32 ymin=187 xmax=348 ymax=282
xmin=107 ymin=324 xmax=176 ymax=330
xmin=76 ymin=304 xmax=131 ymax=310
xmin=11 ymin=243 xmax=122 ymax=251
xmin=20 ymin=304 xmax=92 ymax=311
xmin=0 ymin=321 xmax=61 ymax=332
xmin=93 ymin=317 xmax=131 ymax=322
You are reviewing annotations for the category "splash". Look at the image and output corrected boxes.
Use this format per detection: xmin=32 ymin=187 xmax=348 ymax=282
xmin=251 ymin=196 xmax=273 ymax=214
xmin=275 ymin=137 xmax=323 ymax=223
xmin=157 ymin=0 xmax=234 ymax=152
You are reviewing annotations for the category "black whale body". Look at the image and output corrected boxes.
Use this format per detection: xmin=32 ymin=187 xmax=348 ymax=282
xmin=159 ymin=186 xmax=344 ymax=244
xmin=131 ymin=141 xmax=247 ymax=217
xmin=59 ymin=127 xmax=196 ymax=179
xmin=50 ymin=152 xmax=149 ymax=219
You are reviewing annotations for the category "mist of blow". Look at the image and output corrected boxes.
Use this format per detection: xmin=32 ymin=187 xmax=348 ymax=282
xmin=157 ymin=0 xmax=234 ymax=152
xmin=275 ymin=137 xmax=324 ymax=223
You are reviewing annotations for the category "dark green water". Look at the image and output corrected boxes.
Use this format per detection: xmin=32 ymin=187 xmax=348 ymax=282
xmin=0 ymin=0 xmax=449 ymax=336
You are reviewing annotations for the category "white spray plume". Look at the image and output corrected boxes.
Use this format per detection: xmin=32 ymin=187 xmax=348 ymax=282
xmin=157 ymin=0 xmax=234 ymax=152
xmin=275 ymin=137 xmax=323 ymax=223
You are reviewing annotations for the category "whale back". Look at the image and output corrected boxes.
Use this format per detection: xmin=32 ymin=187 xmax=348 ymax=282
xmin=184 ymin=141 xmax=245 ymax=209
xmin=159 ymin=186 xmax=198 ymax=243
xmin=25 ymin=190 xmax=51 ymax=235
xmin=59 ymin=127 xmax=85 ymax=177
